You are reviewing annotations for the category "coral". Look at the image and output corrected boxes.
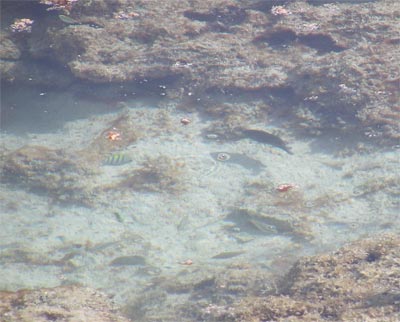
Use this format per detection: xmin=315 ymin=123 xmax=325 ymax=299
xmin=9 ymin=18 xmax=34 ymax=33
xmin=39 ymin=0 xmax=78 ymax=13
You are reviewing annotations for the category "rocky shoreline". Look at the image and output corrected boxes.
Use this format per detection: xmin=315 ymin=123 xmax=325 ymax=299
xmin=1 ymin=0 xmax=399 ymax=142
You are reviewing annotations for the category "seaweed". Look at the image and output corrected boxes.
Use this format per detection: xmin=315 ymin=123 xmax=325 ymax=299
xmin=1 ymin=145 xmax=94 ymax=205
xmin=88 ymin=111 xmax=141 ymax=159
xmin=118 ymin=156 xmax=185 ymax=193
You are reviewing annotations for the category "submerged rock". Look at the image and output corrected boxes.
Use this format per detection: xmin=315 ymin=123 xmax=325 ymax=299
xmin=0 ymin=285 xmax=131 ymax=322
xmin=1 ymin=0 xmax=398 ymax=142
xmin=231 ymin=234 xmax=400 ymax=322
xmin=1 ymin=145 xmax=93 ymax=205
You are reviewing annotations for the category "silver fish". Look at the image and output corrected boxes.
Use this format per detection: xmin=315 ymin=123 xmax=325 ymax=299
xmin=210 ymin=152 xmax=265 ymax=174
xmin=59 ymin=15 xmax=79 ymax=24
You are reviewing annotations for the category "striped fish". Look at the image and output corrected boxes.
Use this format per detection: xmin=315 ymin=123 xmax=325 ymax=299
xmin=102 ymin=153 xmax=132 ymax=166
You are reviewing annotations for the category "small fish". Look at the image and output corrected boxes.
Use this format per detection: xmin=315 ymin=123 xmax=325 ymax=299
xmin=211 ymin=250 xmax=246 ymax=259
xmin=210 ymin=152 xmax=265 ymax=174
xmin=109 ymin=255 xmax=146 ymax=266
xmin=102 ymin=153 xmax=132 ymax=166
xmin=59 ymin=15 xmax=80 ymax=25
xmin=225 ymin=209 xmax=296 ymax=237
xmin=239 ymin=128 xmax=293 ymax=154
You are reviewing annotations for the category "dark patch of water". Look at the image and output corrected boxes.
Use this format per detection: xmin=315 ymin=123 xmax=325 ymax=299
xmin=254 ymin=30 xmax=346 ymax=54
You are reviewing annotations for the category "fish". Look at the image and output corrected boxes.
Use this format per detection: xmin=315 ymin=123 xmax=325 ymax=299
xmin=211 ymin=250 xmax=246 ymax=259
xmin=109 ymin=255 xmax=146 ymax=266
xmin=239 ymin=128 xmax=293 ymax=154
xmin=210 ymin=152 xmax=265 ymax=174
xmin=59 ymin=15 xmax=80 ymax=24
xmin=102 ymin=153 xmax=132 ymax=166
xmin=224 ymin=209 xmax=309 ymax=241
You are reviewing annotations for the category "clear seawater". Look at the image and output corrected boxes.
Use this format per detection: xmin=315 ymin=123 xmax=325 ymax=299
xmin=1 ymin=2 xmax=399 ymax=321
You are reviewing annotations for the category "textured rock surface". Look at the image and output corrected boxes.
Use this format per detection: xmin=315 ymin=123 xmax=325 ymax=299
xmin=112 ymin=234 xmax=400 ymax=321
xmin=0 ymin=285 xmax=131 ymax=322
xmin=1 ymin=0 xmax=399 ymax=139
xmin=230 ymin=234 xmax=400 ymax=322
xmin=1 ymin=145 xmax=94 ymax=204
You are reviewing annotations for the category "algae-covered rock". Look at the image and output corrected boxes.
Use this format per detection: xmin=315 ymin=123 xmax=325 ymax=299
xmin=0 ymin=285 xmax=131 ymax=322
xmin=0 ymin=36 xmax=21 ymax=60
xmin=125 ymin=263 xmax=274 ymax=321
xmin=231 ymin=234 xmax=400 ymax=322
xmin=118 ymin=155 xmax=186 ymax=193
xmin=2 ymin=0 xmax=398 ymax=140
xmin=230 ymin=181 xmax=314 ymax=241
xmin=1 ymin=145 xmax=93 ymax=204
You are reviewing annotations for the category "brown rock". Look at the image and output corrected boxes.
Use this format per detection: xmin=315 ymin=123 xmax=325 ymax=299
xmin=0 ymin=285 xmax=131 ymax=322
xmin=232 ymin=234 xmax=400 ymax=322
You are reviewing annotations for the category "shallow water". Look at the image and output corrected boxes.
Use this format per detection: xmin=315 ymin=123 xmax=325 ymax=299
xmin=1 ymin=0 xmax=399 ymax=319
xmin=1 ymin=82 xmax=398 ymax=317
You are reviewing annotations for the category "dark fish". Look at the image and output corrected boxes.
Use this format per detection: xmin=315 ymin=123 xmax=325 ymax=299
xmin=210 ymin=152 xmax=265 ymax=174
xmin=225 ymin=209 xmax=296 ymax=236
xmin=211 ymin=250 xmax=245 ymax=259
xmin=103 ymin=153 xmax=132 ymax=166
xmin=239 ymin=129 xmax=293 ymax=154
xmin=109 ymin=255 xmax=146 ymax=266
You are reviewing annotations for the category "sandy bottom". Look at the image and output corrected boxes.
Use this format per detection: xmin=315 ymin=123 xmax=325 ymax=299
xmin=0 ymin=85 xmax=399 ymax=309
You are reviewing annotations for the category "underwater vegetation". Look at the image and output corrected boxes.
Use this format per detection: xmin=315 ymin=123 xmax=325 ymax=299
xmin=0 ymin=285 xmax=131 ymax=322
xmin=230 ymin=179 xmax=358 ymax=243
xmin=1 ymin=145 xmax=94 ymax=205
xmin=229 ymin=234 xmax=400 ymax=322
xmin=88 ymin=112 xmax=141 ymax=159
xmin=107 ymin=156 xmax=186 ymax=194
